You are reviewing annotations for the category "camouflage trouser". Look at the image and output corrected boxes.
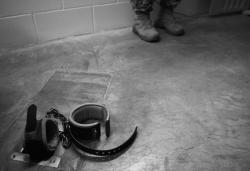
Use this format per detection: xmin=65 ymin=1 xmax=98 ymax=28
xmin=131 ymin=0 xmax=182 ymax=13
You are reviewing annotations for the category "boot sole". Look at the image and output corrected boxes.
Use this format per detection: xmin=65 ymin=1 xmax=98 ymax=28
xmin=154 ymin=23 xmax=185 ymax=36
xmin=132 ymin=26 xmax=160 ymax=43
xmin=165 ymin=28 xmax=185 ymax=36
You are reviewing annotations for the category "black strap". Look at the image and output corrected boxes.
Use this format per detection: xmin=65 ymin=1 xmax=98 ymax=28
xmin=66 ymin=124 xmax=137 ymax=156
xmin=46 ymin=108 xmax=138 ymax=156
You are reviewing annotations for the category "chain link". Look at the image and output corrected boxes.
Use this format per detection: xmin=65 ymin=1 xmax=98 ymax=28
xmin=46 ymin=108 xmax=72 ymax=148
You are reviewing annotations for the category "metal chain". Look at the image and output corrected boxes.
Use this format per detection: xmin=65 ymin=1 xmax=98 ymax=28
xmin=46 ymin=108 xmax=72 ymax=148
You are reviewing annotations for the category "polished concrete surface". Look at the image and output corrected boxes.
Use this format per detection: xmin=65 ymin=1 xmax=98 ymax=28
xmin=0 ymin=14 xmax=250 ymax=171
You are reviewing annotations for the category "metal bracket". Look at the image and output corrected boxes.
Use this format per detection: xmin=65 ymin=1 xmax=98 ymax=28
xmin=11 ymin=148 xmax=61 ymax=168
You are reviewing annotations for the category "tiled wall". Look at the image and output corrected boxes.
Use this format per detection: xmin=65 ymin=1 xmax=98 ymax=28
xmin=0 ymin=0 xmax=210 ymax=48
xmin=175 ymin=0 xmax=211 ymax=16
xmin=0 ymin=0 xmax=134 ymax=48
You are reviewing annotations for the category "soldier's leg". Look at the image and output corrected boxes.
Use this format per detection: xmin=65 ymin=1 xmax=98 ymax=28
xmin=130 ymin=0 xmax=160 ymax=42
xmin=155 ymin=0 xmax=184 ymax=36
xmin=131 ymin=0 xmax=155 ymax=13
xmin=160 ymin=0 xmax=182 ymax=9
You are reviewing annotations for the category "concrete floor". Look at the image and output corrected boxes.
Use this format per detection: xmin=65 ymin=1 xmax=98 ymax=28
xmin=0 ymin=14 xmax=250 ymax=171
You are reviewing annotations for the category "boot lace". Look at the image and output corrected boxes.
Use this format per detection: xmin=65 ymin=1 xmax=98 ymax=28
xmin=163 ymin=11 xmax=178 ymax=27
xmin=137 ymin=14 xmax=154 ymax=29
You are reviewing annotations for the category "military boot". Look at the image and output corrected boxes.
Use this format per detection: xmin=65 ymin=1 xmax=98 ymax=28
xmin=133 ymin=12 xmax=160 ymax=42
xmin=155 ymin=7 xmax=184 ymax=36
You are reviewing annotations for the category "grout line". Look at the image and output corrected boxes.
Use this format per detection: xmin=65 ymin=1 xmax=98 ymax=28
xmin=32 ymin=14 xmax=40 ymax=43
xmin=91 ymin=0 xmax=94 ymax=33
xmin=94 ymin=1 xmax=129 ymax=7
xmin=33 ymin=6 xmax=92 ymax=15
xmin=92 ymin=7 xmax=96 ymax=33
xmin=0 ymin=13 xmax=32 ymax=20
xmin=61 ymin=0 xmax=65 ymax=9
